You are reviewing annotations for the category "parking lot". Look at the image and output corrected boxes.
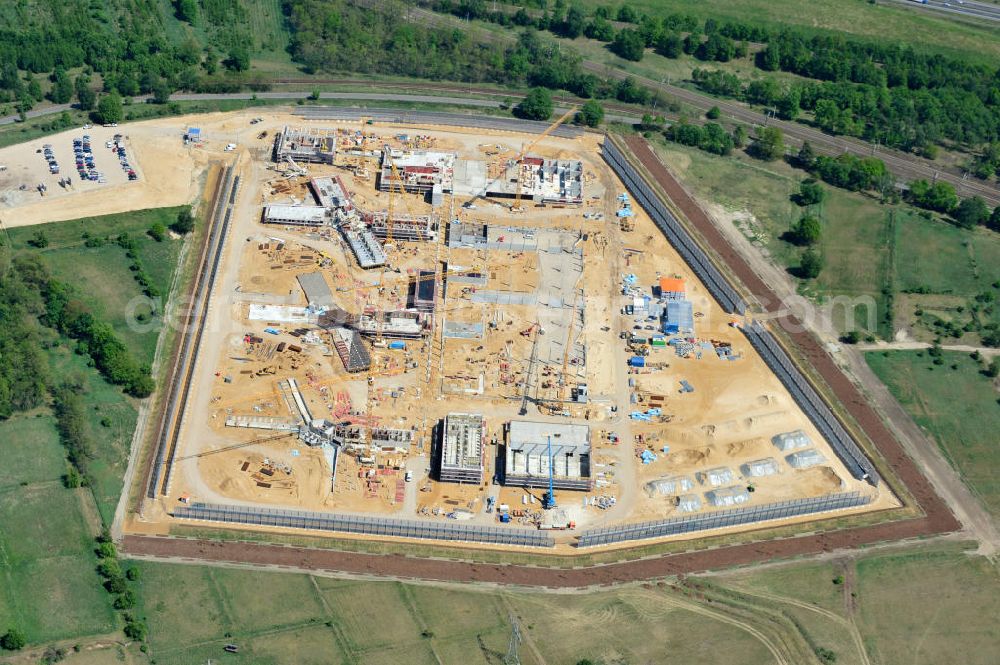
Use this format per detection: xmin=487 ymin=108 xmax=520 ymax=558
xmin=0 ymin=125 xmax=140 ymax=209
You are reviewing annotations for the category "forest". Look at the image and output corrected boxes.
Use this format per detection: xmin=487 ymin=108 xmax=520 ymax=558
xmin=423 ymin=0 xmax=1000 ymax=163
xmin=0 ymin=0 xmax=998 ymax=167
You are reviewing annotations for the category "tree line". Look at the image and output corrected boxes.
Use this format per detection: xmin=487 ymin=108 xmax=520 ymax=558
xmin=424 ymin=1 xmax=1000 ymax=163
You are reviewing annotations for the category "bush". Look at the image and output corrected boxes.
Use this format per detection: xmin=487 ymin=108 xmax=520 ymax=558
xmin=27 ymin=230 xmax=49 ymax=248
xmin=514 ymin=87 xmax=553 ymax=121
xmin=793 ymin=179 xmax=826 ymax=206
xmin=114 ymin=590 xmax=137 ymax=610
xmin=147 ymin=222 xmax=166 ymax=242
xmin=706 ymin=105 xmax=721 ymax=120
xmin=1 ymin=628 xmax=27 ymax=651
xmin=797 ymin=248 xmax=824 ymax=279
xmin=611 ymin=28 xmax=646 ymax=61
xmin=575 ymin=99 xmax=604 ymax=128
xmin=747 ymin=126 xmax=784 ymax=161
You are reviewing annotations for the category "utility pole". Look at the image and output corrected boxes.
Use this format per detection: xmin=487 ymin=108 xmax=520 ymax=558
xmin=503 ymin=614 xmax=522 ymax=665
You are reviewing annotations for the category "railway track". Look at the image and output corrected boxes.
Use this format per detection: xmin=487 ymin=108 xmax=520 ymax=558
xmin=361 ymin=0 xmax=1000 ymax=207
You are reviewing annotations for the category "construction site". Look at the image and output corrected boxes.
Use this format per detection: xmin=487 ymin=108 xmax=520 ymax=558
xmin=0 ymin=107 xmax=896 ymax=552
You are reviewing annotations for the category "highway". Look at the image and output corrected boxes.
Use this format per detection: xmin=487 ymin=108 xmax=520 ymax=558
xmin=885 ymin=0 xmax=1000 ymax=23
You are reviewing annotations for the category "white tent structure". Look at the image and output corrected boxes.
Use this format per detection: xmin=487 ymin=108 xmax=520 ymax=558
xmin=697 ymin=466 xmax=734 ymax=487
xmin=786 ymin=449 xmax=826 ymax=469
xmin=772 ymin=430 xmax=812 ymax=451
xmin=742 ymin=457 xmax=780 ymax=478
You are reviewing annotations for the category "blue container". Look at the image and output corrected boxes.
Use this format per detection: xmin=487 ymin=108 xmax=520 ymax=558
xmin=499 ymin=513 xmax=511 ymax=523
xmin=629 ymin=356 xmax=646 ymax=368
xmin=388 ymin=341 xmax=407 ymax=350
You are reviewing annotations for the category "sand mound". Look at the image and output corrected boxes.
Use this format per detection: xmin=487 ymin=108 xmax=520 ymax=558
xmin=726 ymin=437 xmax=767 ymax=457
xmin=667 ymin=447 xmax=712 ymax=466
xmin=803 ymin=466 xmax=844 ymax=492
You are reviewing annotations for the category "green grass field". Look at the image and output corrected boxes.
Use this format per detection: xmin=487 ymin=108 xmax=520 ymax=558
xmin=0 ymin=416 xmax=118 ymax=645
xmin=0 ymin=206 xmax=189 ymax=648
xmin=855 ymin=546 xmax=1000 ymax=665
xmin=6 ymin=207 xmax=186 ymax=365
xmin=578 ymin=0 xmax=1000 ymax=65
xmin=711 ymin=542 xmax=1000 ymax=665
xmin=866 ymin=350 xmax=1000 ymax=515
xmin=133 ymin=563 xmax=778 ymax=665
xmin=649 ymin=139 xmax=892 ymax=337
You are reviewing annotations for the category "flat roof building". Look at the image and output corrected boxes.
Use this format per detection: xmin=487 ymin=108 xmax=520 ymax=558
xmin=502 ymin=421 xmax=592 ymax=491
xmin=438 ymin=413 xmax=485 ymax=484
xmin=309 ymin=175 xmax=353 ymax=211
xmin=663 ymin=300 xmax=694 ymax=334
xmin=274 ymin=126 xmax=336 ymax=164
xmin=262 ymin=204 xmax=330 ymax=227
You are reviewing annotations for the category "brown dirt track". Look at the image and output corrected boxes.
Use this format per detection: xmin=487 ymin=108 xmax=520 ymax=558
xmin=121 ymin=137 xmax=959 ymax=586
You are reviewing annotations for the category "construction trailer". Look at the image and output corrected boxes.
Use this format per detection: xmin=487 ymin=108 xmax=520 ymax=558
xmin=274 ymin=126 xmax=337 ymax=164
xmin=437 ymin=413 xmax=485 ymax=484
xmin=501 ymin=421 xmax=592 ymax=491
xmin=378 ymin=145 xmax=455 ymax=194
xmin=261 ymin=204 xmax=330 ymax=226
xmin=331 ymin=327 xmax=371 ymax=373
xmin=658 ymin=276 xmax=686 ymax=301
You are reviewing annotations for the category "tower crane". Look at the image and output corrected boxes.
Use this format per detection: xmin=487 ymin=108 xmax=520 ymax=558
xmin=511 ymin=105 xmax=577 ymax=212
xmin=462 ymin=106 xmax=576 ymax=209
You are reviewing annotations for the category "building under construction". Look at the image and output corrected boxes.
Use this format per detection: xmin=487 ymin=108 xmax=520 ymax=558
xmin=501 ymin=421 xmax=592 ymax=491
xmin=338 ymin=222 xmax=386 ymax=269
xmin=409 ymin=270 xmax=437 ymax=312
xmin=437 ymin=413 xmax=485 ymax=484
xmin=262 ymin=204 xmax=330 ymax=226
xmin=331 ymin=327 xmax=370 ymax=373
xmin=309 ymin=175 xmax=354 ymax=211
xmin=378 ymin=146 xmax=455 ymax=194
xmin=484 ymin=157 xmax=584 ymax=206
xmin=360 ymin=209 xmax=437 ymax=242
xmin=274 ymin=126 xmax=337 ymax=164
xmin=355 ymin=309 xmax=431 ymax=339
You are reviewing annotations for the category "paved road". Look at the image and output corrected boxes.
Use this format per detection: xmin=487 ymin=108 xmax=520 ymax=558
xmin=857 ymin=340 xmax=1000 ymax=356
xmin=884 ymin=0 xmax=1000 ymax=23
xmin=387 ymin=0 xmax=1000 ymax=207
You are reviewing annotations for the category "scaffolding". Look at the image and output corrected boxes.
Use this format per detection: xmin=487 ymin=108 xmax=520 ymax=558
xmin=438 ymin=413 xmax=485 ymax=484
